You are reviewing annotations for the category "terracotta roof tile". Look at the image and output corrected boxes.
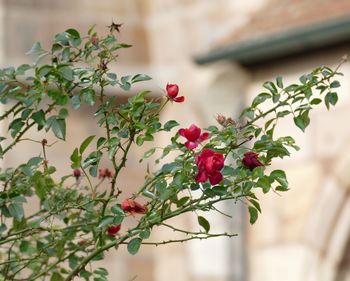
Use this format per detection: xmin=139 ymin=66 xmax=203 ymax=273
xmin=218 ymin=0 xmax=350 ymax=47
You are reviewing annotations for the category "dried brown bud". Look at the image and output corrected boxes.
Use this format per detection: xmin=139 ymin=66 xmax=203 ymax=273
xmin=226 ymin=117 xmax=236 ymax=126
xmin=216 ymin=114 xmax=236 ymax=127
xmin=216 ymin=114 xmax=226 ymax=126
xmin=41 ymin=139 xmax=48 ymax=145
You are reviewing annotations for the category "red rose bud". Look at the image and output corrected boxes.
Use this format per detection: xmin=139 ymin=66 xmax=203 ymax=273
xmin=195 ymin=149 xmax=224 ymax=185
xmin=121 ymin=199 xmax=147 ymax=214
xmin=99 ymin=168 xmax=114 ymax=179
xmin=242 ymin=152 xmax=264 ymax=170
xmin=91 ymin=36 xmax=99 ymax=46
xmin=73 ymin=169 xmax=81 ymax=179
xmin=166 ymin=83 xmax=184 ymax=103
xmin=107 ymin=225 xmax=121 ymax=237
xmin=178 ymin=124 xmax=209 ymax=150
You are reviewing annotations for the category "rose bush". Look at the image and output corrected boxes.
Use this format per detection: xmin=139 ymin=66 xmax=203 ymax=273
xmin=0 ymin=23 xmax=344 ymax=280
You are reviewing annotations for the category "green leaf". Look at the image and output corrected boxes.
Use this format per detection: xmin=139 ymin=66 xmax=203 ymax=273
xmin=249 ymin=199 xmax=261 ymax=213
xmin=27 ymin=157 xmax=43 ymax=166
xmin=248 ymin=206 xmax=258 ymax=224
xmin=325 ymin=92 xmax=338 ymax=109
xmin=26 ymin=42 xmax=46 ymax=55
xmin=198 ymin=216 xmax=210 ymax=233
xmin=58 ymin=108 xmax=69 ymax=119
xmin=330 ymin=80 xmax=340 ymax=88
xmin=38 ymin=65 xmax=52 ymax=77
xmin=80 ymin=135 xmax=95 ymax=154
xmin=81 ymin=88 xmax=96 ymax=106
xmin=70 ymin=148 xmax=80 ymax=168
xmin=111 ymin=204 xmax=124 ymax=216
xmin=131 ymin=74 xmax=152 ymax=83
xmin=252 ymin=92 xmax=271 ymax=107
xmin=65 ymin=28 xmax=80 ymax=38
xmin=97 ymin=216 xmax=114 ymax=228
xmin=310 ymin=98 xmax=322 ymax=105
xmin=139 ymin=229 xmax=151 ymax=239
xmin=270 ymin=169 xmax=288 ymax=188
xmin=276 ymin=76 xmax=283 ymax=88
xmin=0 ymin=224 xmax=7 ymax=233
xmin=293 ymin=111 xmax=310 ymax=132
xmin=51 ymin=272 xmax=64 ymax=281
xmin=263 ymin=81 xmax=277 ymax=95
xmin=71 ymin=95 xmax=81 ymax=110
xmin=59 ymin=66 xmax=74 ymax=81
xmin=31 ymin=110 xmax=46 ymax=129
xmin=51 ymin=118 xmax=66 ymax=140
xmin=127 ymin=238 xmax=142 ymax=255
xmin=140 ymin=148 xmax=156 ymax=162
xmin=8 ymin=203 xmax=24 ymax=221
xmin=163 ymin=120 xmax=179 ymax=131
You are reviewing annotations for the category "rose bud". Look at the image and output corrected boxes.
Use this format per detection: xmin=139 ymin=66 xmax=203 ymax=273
xmin=73 ymin=169 xmax=81 ymax=179
xmin=99 ymin=168 xmax=114 ymax=179
xmin=121 ymin=199 xmax=147 ymax=214
xmin=178 ymin=124 xmax=209 ymax=150
xmin=91 ymin=36 xmax=99 ymax=46
xmin=107 ymin=225 xmax=121 ymax=237
xmin=242 ymin=152 xmax=264 ymax=170
xmin=166 ymin=83 xmax=184 ymax=103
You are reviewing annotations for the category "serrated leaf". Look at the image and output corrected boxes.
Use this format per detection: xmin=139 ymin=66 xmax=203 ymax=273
xmin=198 ymin=216 xmax=210 ymax=233
xmin=127 ymin=238 xmax=142 ymax=255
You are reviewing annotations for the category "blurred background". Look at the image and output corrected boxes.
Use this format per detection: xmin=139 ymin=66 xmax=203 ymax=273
xmin=1 ymin=0 xmax=350 ymax=280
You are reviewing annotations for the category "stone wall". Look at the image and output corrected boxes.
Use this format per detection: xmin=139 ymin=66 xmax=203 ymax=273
xmin=1 ymin=0 xmax=349 ymax=280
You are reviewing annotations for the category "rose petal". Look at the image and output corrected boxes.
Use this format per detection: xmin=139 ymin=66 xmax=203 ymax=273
xmin=185 ymin=141 xmax=198 ymax=150
xmin=178 ymin=128 xmax=186 ymax=137
xmin=195 ymin=170 xmax=208 ymax=183
xmin=173 ymin=96 xmax=184 ymax=102
xmin=185 ymin=124 xmax=201 ymax=141
xmin=208 ymin=171 xmax=223 ymax=185
xmin=199 ymin=132 xmax=209 ymax=142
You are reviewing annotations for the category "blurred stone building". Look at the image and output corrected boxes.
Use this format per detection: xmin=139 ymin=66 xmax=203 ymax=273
xmin=0 ymin=0 xmax=350 ymax=281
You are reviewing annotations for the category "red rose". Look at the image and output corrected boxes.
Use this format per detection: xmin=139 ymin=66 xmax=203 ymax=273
xmin=73 ymin=169 xmax=81 ymax=179
xmin=242 ymin=152 xmax=263 ymax=170
xmin=107 ymin=225 xmax=121 ymax=237
xmin=121 ymin=199 xmax=147 ymax=214
xmin=195 ymin=149 xmax=224 ymax=185
xmin=178 ymin=124 xmax=209 ymax=150
xmin=99 ymin=168 xmax=113 ymax=179
xmin=166 ymin=83 xmax=184 ymax=103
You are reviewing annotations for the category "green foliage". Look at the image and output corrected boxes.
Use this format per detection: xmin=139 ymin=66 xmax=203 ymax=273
xmin=0 ymin=23 xmax=344 ymax=281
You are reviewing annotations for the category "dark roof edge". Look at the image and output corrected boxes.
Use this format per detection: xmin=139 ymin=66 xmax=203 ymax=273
xmin=194 ymin=15 xmax=350 ymax=65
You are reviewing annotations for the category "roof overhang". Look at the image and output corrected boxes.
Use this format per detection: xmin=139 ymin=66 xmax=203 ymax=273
xmin=194 ymin=15 xmax=350 ymax=66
